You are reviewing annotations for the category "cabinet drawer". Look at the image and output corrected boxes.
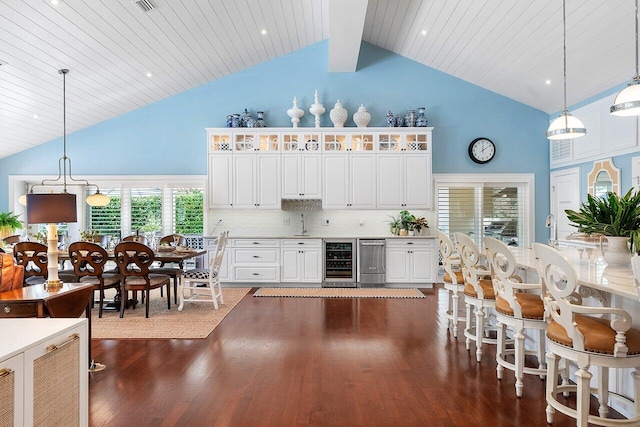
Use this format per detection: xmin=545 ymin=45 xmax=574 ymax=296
xmin=234 ymin=267 xmax=279 ymax=281
xmin=233 ymin=249 xmax=279 ymax=263
xmin=280 ymin=239 xmax=322 ymax=247
xmin=232 ymin=239 xmax=280 ymax=247
xmin=0 ymin=302 xmax=39 ymax=318
xmin=385 ymin=239 xmax=434 ymax=249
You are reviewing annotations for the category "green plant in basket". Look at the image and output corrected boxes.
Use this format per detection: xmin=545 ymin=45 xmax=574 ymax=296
xmin=0 ymin=211 xmax=23 ymax=239
xmin=564 ymin=189 xmax=640 ymax=249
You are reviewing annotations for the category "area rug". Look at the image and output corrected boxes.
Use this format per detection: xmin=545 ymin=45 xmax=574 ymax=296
xmin=253 ymin=287 xmax=425 ymax=299
xmin=91 ymin=287 xmax=251 ymax=339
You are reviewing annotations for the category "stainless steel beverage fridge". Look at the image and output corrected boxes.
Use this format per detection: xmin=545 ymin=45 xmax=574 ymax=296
xmin=322 ymin=239 xmax=357 ymax=287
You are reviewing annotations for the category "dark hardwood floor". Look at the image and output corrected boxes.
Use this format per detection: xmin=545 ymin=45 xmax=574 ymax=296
xmin=89 ymin=286 xmax=587 ymax=426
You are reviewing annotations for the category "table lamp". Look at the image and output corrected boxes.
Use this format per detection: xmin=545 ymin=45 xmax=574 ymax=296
xmin=26 ymin=193 xmax=77 ymax=291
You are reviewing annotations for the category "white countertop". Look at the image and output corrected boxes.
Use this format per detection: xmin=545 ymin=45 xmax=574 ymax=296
xmin=511 ymin=246 xmax=640 ymax=301
xmin=0 ymin=318 xmax=87 ymax=360
xmin=204 ymin=235 xmax=436 ymax=240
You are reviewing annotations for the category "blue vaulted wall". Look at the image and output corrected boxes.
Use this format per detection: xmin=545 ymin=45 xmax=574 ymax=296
xmin=0 ymin=41 xmax=551 ymax=242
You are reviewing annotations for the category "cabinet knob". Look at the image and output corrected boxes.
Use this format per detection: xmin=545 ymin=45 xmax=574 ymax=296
xmin=252 ymin=242 xmax=259 ymax=245
xmin=253 ymin=255 xmax=260 ymax=258
xmin=252 ymin=272 xmax=259 ymax=276
xmin=3 ymin=306 xmax=10 ymax=314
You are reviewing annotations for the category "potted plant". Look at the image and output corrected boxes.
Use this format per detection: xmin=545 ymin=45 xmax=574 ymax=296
xmin=399 ymin=210 xmax=415 ymax=235
xmin=386 ymin=215 xmax=401 ymax=235
xmin=410 ymin=216 xmax=429 ymax=235
xmin=0 ymin=211 xmax=23 ymax=239
xmin=565 ymin=188 xmax=640 ymax=264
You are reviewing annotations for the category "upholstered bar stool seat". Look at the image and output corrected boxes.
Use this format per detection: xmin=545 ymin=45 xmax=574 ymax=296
xmin=437 ymin=231 xmax=466 ymax=338
xmin=535 ymin=243 xmax=640 ymax=427
xmin=495 ymin=293 xmax=545 ymax=320
xmin=455 ymin=232 xmax=502 ymax=363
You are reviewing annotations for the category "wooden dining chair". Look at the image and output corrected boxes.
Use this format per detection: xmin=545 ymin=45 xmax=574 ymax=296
xmin=114 ymin=241 xmax=171 ymax=318
xmin=68 ymin=242 xmax=122 ymax=318
xmin=152 ymin=234 xmax=188 ymax=303
xmin=178 ymin=231 xmax=228 ymax=311
xmin=13 ymin=241 xmax=48 ymax=286
xmin=122 ymin=235 xmax=149 ymax=245
xmin=534 ymin=243 xmax=640 ymax=426
xmin=484 ymin=237 xmax=546 ymax=397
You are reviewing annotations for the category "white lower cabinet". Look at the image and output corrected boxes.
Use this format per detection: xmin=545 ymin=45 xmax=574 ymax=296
xmin=231 ymin=239 xmax=280 ymax=283
xmin=385 ymin=239 xmax=437 ymax=284
xmin=204 ymin=237 xmax=231 ymax=282
xmin=0 ymin=318 xmax=88 ymax=427
xmin=280 ymin=239 xmax=322 ymax=282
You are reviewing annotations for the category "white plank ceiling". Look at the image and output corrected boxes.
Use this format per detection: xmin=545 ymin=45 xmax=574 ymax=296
xmin=0 ymin=0 xmax=634 ymax=159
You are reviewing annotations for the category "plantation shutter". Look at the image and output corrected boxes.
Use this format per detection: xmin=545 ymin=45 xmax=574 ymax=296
xmin=438 ymin=183 xmax=528 ymax=247
xmin=130 ymin=187 xmax=162 ymax=234
xmin=172 ymin=187 xmax=204 ymax=235
xmin=86 ymin=187 xmax=122 ymax=237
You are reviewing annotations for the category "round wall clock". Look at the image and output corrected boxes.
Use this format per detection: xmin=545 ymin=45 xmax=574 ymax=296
xmin=468 ymin=137 xmax=496 ymax=164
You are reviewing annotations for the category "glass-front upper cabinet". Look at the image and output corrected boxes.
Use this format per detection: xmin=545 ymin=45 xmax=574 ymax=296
xmin=281 ymin=132 xmax=321 ymax=152
xmin=207 ymin=130 xmax=232 ymax=153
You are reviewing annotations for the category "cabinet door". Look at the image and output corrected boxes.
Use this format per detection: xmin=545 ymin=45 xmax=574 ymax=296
xmin=405 ymin=154 xmax=431 ymax=208
xmin=0 ymin=353 xmax=24 ymax=427
xmin=301 ymin=155 xmax=321 ymax=198
xmin=218 ymin=248 xmax=231 ymax=282
xmin=301 ymin=248 xmax=321 ymax=282
xmin=350 ymin=154 xmax=376 ymax=208
xmin=233 ymin=155 xmax=256 ymax=209
xmin=410 ymin=248 xmax=435 ymax=283
xmin=377 ymin=155 xmax=404 ymax=209
xmin=572 ymin=104 xmax=601 ymax=160
xmin=385 ymin=247 xmax=409 ymax=282
xmin=255 ymin=154 xmax=280 ymax=209
xmin=208 ymin=154 xmax=233 ymax=209
xmin=323 ymin=155 xmax=349 ymax=209
xmin=281 ymin=155 xmax=302 ymax=198
xmin=281 ymin=248 xmax=301 ymax=282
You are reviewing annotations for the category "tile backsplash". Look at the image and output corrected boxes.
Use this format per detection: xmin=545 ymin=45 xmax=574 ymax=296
xmin=206 ymin=209 xmax=434 ymax=238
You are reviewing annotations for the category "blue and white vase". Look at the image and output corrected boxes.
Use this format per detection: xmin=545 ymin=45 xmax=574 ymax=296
xmin=231 ymin=113 xmax=241 ymax=128
xmin=416 ymin=107 xmax=428 ymax=127
xmin=386 ymin=111 xmax=395 ymax=127
xmin=226 ymin=115 xmax=233 ymax=128
xmin=256 ymin=111 xmax=266 ymax=127
xmin=395 ymin=115 xmax=404 ymax=127
xmin=240 ymin=108 xmax=251 ymax=127
xmin=405 ymin=109 xmax=417 ymax=127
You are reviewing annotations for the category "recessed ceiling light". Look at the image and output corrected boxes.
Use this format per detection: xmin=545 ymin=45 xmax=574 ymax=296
xmin=261 ymin=29 xmax=267 ymax=35
xmin=545 ymin=79 xmax=552 ymax=85
xmin=146 ymin=72 xmax=152 ymax=78
xmin=50 ymin=0 xmax=59 ymax=5
xmin=421 ymin=30 xmax=427 ymax=36
xmin=33 ymin=114 xmax=38 ymax=119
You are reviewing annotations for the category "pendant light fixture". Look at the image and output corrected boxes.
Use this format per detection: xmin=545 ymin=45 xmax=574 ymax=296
xmin=611 ymin=0 xmax=640 ymax=116
xmin=24 ymin=69 xmax=110 ymax=207
xmin=546 ymin=0 xmax=586 ymax=140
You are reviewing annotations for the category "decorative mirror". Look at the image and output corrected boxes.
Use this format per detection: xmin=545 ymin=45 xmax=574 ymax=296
xmin=588 ymin=158 xmax=620 ymax=197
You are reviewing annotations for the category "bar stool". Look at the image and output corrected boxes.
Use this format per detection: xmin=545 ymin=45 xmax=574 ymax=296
xmin=534 ymin=243 xmax=640 ymax=426
xmin=437 ymin=230 xmax=465 ymax=338
xmin=454 ymin=232 xmax=499 ymax=362
xmin=484 ymin=237 xmax=546 ymax=397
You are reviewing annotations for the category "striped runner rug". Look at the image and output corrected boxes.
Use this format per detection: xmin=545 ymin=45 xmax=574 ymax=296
xmin=253 ymin=287 xmax=425 ymax=299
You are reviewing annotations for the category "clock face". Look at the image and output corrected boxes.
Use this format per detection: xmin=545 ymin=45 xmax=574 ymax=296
xmin=468 ymin=138 xmax=495 ymax=164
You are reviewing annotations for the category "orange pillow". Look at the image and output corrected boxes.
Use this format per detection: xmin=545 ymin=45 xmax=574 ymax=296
xmin=0 ymin=252 xmax=24 ymax=292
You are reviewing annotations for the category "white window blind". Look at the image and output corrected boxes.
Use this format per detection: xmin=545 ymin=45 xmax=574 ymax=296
xmin=437 ymin=181 xmax=529 ymax=248
xmin=130 ymin=187 xmax=162 ymax=234
xmin=86 ymin=187 xmax=122 ymax=237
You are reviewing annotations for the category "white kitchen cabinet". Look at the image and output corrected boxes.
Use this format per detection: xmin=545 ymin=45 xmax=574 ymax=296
xmin=322 ymin=153 xmax=376 ymax=209
xmin=231 ymin=239 xmax=280 ymax=283
xmin=385 ymin=239 xmax=436 ymax=284
xmin=0 ymin=318 xmax=88 ymax=427
xmin=208 ymin=154 xmax=233 ymax=209
xmin=280 ymin=239 xmax=322 ymax=282
xmin=233 ymin=154 xmax=280 ymax=209
xmin=281 ymin=154 xmax=321 ymax=199
xmin=204 ymin=237 xmax=231 ymax=282
xmin=377 ymin=154 xmax=431 ymax=209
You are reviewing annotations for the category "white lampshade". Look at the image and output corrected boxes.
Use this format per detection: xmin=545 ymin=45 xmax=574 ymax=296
xmin=546 ymin=111 xmax=587 ymax=140
xmin=18 ymin=194 xmax=27 ymax=206
xmin=86 ymin=192 xmax=110 ymax=207
xmin=610 ymin=80 xmax=640 ymax=116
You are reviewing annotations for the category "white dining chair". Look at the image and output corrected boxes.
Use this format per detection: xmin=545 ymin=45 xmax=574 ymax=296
xmin=437 ymin=230 xmax=465 ymax=338
xmin=178 ymin=231 xmax=228 ymax=311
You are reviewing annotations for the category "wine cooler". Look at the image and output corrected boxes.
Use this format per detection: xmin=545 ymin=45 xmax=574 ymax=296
xmin=322 ymin=239 xmax=357 ymax=286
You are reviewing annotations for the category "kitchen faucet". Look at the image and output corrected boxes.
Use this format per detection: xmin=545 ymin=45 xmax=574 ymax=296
xmin=546 ymin=214 xmax=558 ymax=248
xmin=300 ymin=213 xmax=307 ymax=235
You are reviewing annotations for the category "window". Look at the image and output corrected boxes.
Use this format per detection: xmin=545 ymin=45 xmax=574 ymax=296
xmin=435 ymin=174 xmax=534 ymax=248
xmin=130 ymin=187 xmax=162 ymax=234
xmin=173 ymin=188 xmax=204 ymax=234
xmin=87 ymin=188 xmax=122 ymax=237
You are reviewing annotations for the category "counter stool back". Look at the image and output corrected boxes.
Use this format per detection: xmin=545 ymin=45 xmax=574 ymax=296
xmin=534 ymin=243 xmax=640 ymax=426
xmin=484 ymin=237 xmax=546 ymax=397
xmin=437 ymin=230 xmax=465 ymax=338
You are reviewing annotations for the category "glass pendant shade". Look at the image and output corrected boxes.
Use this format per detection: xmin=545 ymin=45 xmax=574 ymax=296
xmin=546 ymin=110 xmax=587 ymax=140
xmin=610 ymin=78 xmax=640 ymax=116
xmin=18 ymin=194 xmax=27 ymax=206
xmin=86 ymin=192 xmax=110 ymax=207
